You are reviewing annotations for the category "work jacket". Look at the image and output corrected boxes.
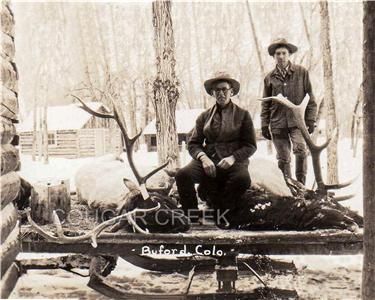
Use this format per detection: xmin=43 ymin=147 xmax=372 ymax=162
xmin=261 ymin=63 xmax=317 ymax=129
xmin=188 ymin=101 xmax=257 ymax=165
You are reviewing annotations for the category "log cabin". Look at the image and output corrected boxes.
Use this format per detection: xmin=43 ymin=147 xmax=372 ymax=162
xmin=143 ymin=109 xmax=204 ymax=152
xmin=18 ymin=102 xmax=122 ymax=158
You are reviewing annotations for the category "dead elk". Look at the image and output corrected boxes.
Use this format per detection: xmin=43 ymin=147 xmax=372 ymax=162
xmin=25 ymin=95 xmax=190 ymax=242
xmin=223 ymin=94 xmax=363 ymax=230
xmin=196 ymin=95 xmax=362 ymax=231
xmin=71 ymin=95 xmax=190 ymax=234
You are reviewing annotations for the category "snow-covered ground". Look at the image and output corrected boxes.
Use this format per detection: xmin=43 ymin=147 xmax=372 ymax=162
xmin=11 ymin=138 xmax=364 ymax=299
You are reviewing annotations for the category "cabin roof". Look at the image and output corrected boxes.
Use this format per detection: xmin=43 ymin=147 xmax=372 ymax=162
xmin=143 ymin=109 xmax=205 ymax=135
xmin=18 ymin=102 xmax=108 ymax=132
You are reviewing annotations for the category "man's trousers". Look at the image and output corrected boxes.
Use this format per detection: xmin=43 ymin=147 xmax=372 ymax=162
xmin=175 ymin=159 xmax=251 ymax=215
xmin=271 ymin=127 xmax=308 ymax=184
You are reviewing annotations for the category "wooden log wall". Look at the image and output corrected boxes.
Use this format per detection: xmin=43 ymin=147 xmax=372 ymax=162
xmin=0 ymin=2 xmax=21 ymax=298
xmin=19 ymin=129 xmax=79 ymax=158
xmin=78 ymin=128 xmax=122 ymax=157
xmin=20 ymin=128 xmax=122 ymax=158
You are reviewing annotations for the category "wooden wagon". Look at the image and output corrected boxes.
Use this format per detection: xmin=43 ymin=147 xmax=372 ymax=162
xmin=11 ymin=88 xmax=364 ymax=299
xmin=17 ymin=219 xmax=363 ymax=299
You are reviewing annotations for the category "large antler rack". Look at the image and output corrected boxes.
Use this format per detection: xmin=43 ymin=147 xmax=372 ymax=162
xmin=71 ymin=95 xmax=169 ymax=200
xmin=258 ymin=94 xmax=354 ymax=195
xmin=24 ymin=203 xmax=161 ymax=247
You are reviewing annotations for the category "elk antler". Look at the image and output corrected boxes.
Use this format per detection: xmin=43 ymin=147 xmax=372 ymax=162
xmin=70 ymin=95 xmax=169 ymax=200
xmin=258 ymin=94 xmax=354 ymax=195
xmin=25 ymin=203 xmax=161 ymax=248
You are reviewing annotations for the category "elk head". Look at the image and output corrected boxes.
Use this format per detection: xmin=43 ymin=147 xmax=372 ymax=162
xmin=258 ymin=94 xmax=355 ymax=197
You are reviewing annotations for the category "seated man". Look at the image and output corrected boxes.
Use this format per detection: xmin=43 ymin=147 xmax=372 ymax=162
xmin=175 ymin=72 xmax=257 ymax=224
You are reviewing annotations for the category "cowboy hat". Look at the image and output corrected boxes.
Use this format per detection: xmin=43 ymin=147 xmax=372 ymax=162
xmin=268 ymin=38 xmax=298 ymax=56
xmin=204 ymin=71 xmax=240 ymax=96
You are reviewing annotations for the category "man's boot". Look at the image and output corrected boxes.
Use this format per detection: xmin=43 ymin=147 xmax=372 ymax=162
xmin=278 ymin=161 xmax=292 ymax=178
xmin=295 ymin=155 xmax=307 ymax=185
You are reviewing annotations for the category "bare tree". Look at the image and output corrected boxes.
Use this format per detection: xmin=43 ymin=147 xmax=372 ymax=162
xmin=299 ymin=3 xmax=314 ymax=69
xmin=351 ymin=85 xmax=363 ymax=157
xmin=362 ymin=3 xmax=375 ymax=299
xmin=246 ymin=1 xmax=265 ymax=77
xmin=319 ymin=0 xmax=338 ymax=184
xmin=152 ymin=0 xmax=180 ymax=168
xmin=245 ymin=1 xmax=273 ymax=154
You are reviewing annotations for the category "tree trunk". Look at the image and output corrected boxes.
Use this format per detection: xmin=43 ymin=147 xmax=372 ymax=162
xmin=245 ymin=1 xmax=273 ymax=155
xmin=351 ymin=86 xmax=363 ymax=155
xmin=77 ymin=8 xmax=96 ymax=97
xmin=143 ymin=79 xmax=153 ymax=128
xmin=37 ymin=106 xmax=43 ymax=161
xmin=129 ymin=79 xmax=139 ymax=150
xmin=192 ymin=2 xmax=207 ymax=108
xmin=152 ymin=0 xmax=180 ymax=169
xmin=42 ymin=100 xmax=48 ymax=164
xmin=246 ymin=1 xmax=265 ymax=77
xmin=312 ymin=97 xmax=325 ymax=143
xmin=362 ymin=2 xmax=375 ymax=299
xmin=319 ymin=0 xmax=339 ymax=184
xmin=32 ymin=96 xmax=37 ymax=161
xmin=299 ymin=3 xmax=313 ymax=69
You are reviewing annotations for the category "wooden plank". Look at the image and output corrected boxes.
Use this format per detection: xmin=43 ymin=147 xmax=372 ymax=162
xmin=1 ymin=59 xmax=18 ymax=93
xmin=1 ymin=202 xmax=17 ymax=244
xmin=0 ymin=172 xmax=20 ymax=208
xmin=1 ymin=87 xmax=18 ymax=120
xmin=57 ymin=130 xmax=77 ymax=134
xmin=0 ymin=117 xmax=16 ymax=144
xmin=1 ymin=32 xmax=14 ymax=60
xmin=50 ymin=139 xmax=77 ymax=144
xmin=0 ymin=144 xmax=19 ymax=175
xmin=0 ymin=262 xmax=20 ymax=299
xmin=19 ymin=254 xmax=91 ymax=270
xmin=21 ymin=228 xmax=363 ymax=256
xmin=0 ymin=222 xmax=19 ymax=277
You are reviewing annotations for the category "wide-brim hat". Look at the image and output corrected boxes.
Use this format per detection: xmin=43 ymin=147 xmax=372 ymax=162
xmin=204 ymin=71 xmax=240 ymax=96
xmin=268 ymin=38 xmax=298 ymax=56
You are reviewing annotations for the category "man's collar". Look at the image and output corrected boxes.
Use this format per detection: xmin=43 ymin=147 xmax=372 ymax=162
xmin=215 ymin=99 xmax=233 ymax=111
xmin=272 ymin=61 xmax=295 ymax=77
xmin=276 ymin=61 xmax=291 ymax=71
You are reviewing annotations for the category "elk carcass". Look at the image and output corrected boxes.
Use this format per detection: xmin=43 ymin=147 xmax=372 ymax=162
xmin=25 ymin=96 xmax=190 ymax=245
xmin=212 ymin=94 xmax=363 ymax=230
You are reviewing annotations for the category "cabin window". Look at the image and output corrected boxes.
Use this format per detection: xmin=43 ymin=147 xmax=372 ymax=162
xmin=151 ymin=136 xmax=157 ymax=147
xmin=48 ymin=132 xmax=56 ymax=146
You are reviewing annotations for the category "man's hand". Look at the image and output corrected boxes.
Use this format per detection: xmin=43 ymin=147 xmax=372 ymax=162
xmin=200 ymin=155 xmax=216 ymax=177
xmin=306 ymin=120 xmax=315 ymax=134
xmin=261 ymin=126 xmax=272 ymax=140
xmin=217 ymin=155 xmax=235 ymax=170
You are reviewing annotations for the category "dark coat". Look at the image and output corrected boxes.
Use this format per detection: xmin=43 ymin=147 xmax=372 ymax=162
xmin=261 ymin=63 xmax=317 ymax=129
xmin=188 ymin=101 xmax=257 ymax=164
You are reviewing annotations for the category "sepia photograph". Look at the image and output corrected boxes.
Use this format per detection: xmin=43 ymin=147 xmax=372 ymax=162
xmin=0 ymin=0 xmax=374 ymax=299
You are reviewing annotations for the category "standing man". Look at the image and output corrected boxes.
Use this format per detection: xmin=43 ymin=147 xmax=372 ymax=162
xmin=176 ymin=72 xmax=257 ymax=224
xmin=261 ymin=38 xmax=317 ymax=185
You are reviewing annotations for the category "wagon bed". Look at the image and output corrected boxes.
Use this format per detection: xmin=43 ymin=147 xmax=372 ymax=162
xmin=21 ymin=222 xmax=363 ymax=256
